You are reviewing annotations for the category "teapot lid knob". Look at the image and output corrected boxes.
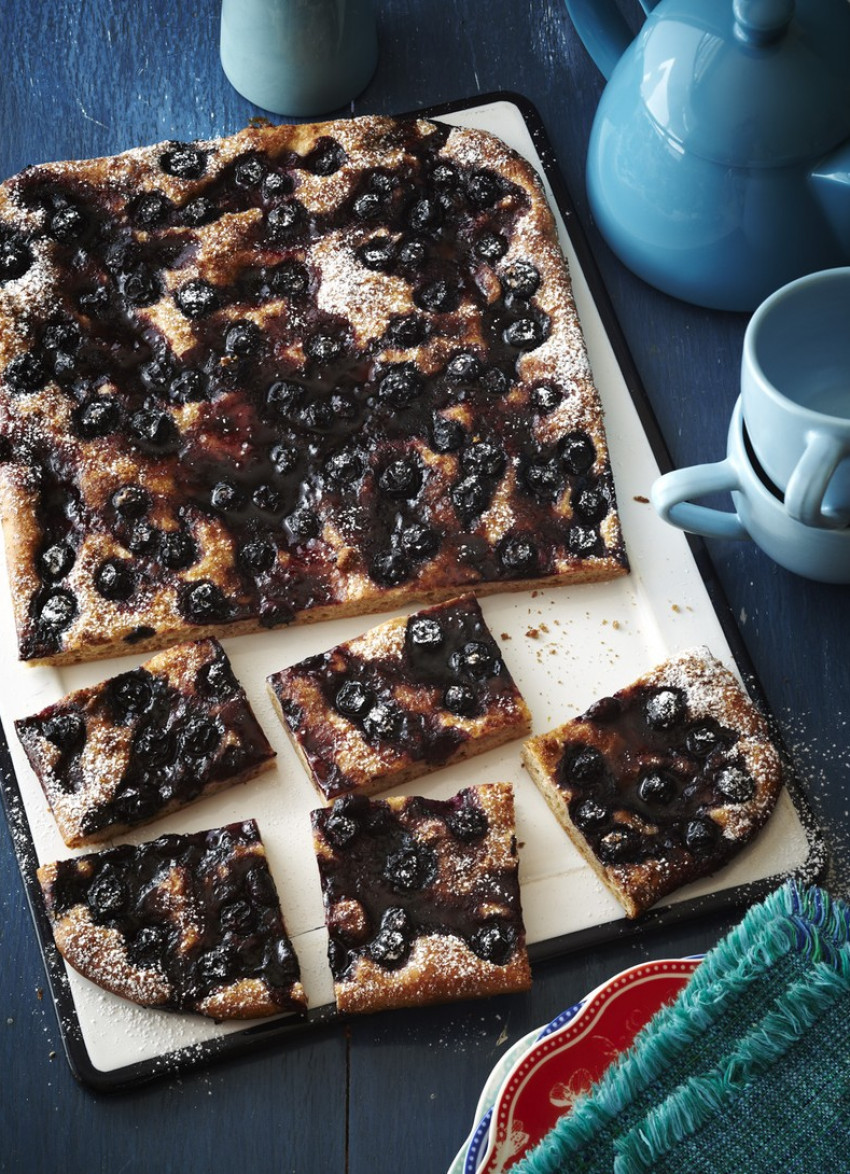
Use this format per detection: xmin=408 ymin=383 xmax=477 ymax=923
xmin=734 ymin=0 xmax=794 ymax=45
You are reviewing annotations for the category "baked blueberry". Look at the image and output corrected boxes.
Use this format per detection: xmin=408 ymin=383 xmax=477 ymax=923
xmin=266 ymin=379 xmax=304 ymax=419
xmin=335 ymin=680 xmax=373 ymax=719
xmin=559 ymin=431 xmax=596 ymax=474
xmin=502 ymin=314 xmax=549 ymax=350
xmin=159 ymin=530 xmax=197 ymax=570
xmin=685 ymin=722 xmax=725 ymax=758
xmin=168 ymin=368 xmax=209 ymax=403
xmin=445 ymin=801 xmax=488 ymax=842
xmin=159 ymin=142 xmax=207 ymax=179
xmin=37 ymin=588 xmax=76 ymax=632
xmin=181 ymin=717 xmax=221 ymax=758
xmin=716 ymin=766 xmax=756 ymax=803
xmin=107 ymin=670 xmax=154 ymax=723
xmin=325 ymin=448 xmax=364 ymax=486
xmin=572 ymin=797 xmax=609 ymax=830
xmin=473 ymin=230 xmax=508 ymax=261
xmin=502 ymin=261 xmax=540 ymax=298
xmin=111 ymin=485 xmax=150 ymax=518
xmin=466 ymin=170 xmax=501 ymax=208
xmin=286 ymin=508 xmax=321 ymax=541
xmin=48 ymin=204 xmax=87 ymax=243
xmin=451 ymin=640 xmax=499 ymax=679
xmin=261 ymin=171 xmax=293 ymax=201
xmin=367 ymin=906 xmax=413 ymax=968
xmin=430 ymin=413 xmax=465 ymax=453
xmin=352 ymin=191 xmax=384 ymax=220
xmin=377 ymin=457 xmax=422 ymax=498
xmin=377 ymin=363 xmax=423 ymax=408
xmin=356 ymin=236 xmax=396 ymax=271
xmin=129 ymin=408 xmax=180 ymax=453
xmin=120 ymin=264 xmax=161 ymax=307
xmin=0 ymin=227 xmax=32 ymax=282
xmin=362 ymin=701 xmax=402 ymax=742
xmin=180 ymin=579 xmax=229 ymax=623
xmin=637 ymin=770 xmax=677 ymax=805
xmin=499 ymin=535 xmax=540 ymax=575
xmin=385 ymin=314 xmax=428 ymax=347
xmin=38 ymin=542 xmax=75 ymax=581
xmin=599 ymin=825 xmax=640 ymax=863
xmin=305 ymin=331 xmax=345 ymax=364
xmin=133 ymin=724 xmax=175 ymax=768
xmin=574 ymin=482 xmax=609 ymax=524
xmin=414 ymin=279 xmax=459 ymax=313
xmin=469 ymin=920 xmax=516 ymax=965
xmin=305 ymin=138 xmax=346 ymax=175
xmin=522 ymin=457 xmax=563 ymax=499
xmin=369 ymin=548 xmax=411 ymax=586
xmin=531 ymin=383 xmax=562 ymax=414
xmin=239 ymin=537 xmax=277 ymax=574
xmin=407 ymin=615 xmax=444 ymax=649
xmin=407 ymin=195 xmax=442 ymax=233
xmin=94 ymin=558 xmax=136 ymax=602
xmin=129 ymin=191 xmax=172 ymax=227
xmin=462 ymin=439 xmax=506 ymax=478
xmin=210 ymin=480 xmax=244 ymax=512
xmin=644 ymin=687 xmax=687 ymax=730
xmin=261 ymin=260 xmax=310 ymax=299
xmin=4 ymin=351 xmax=46 ymax=395
xmin=266 ymin=200 xmax=305 ymax=239
xmin=174 ymin=278 xmax=218 ymax=319
xmin=88 ymin=867 xmax=130 ymax=917
xmin=224 ymin=319 xmax=262 ymax=357
xmin=233 ymin=154 xmax=266 ymax=188
xmin=443 ymin=682 xmax=477 ymax=716
xmin=567 ymin=524 xmax=603 ymax=557
xmin=252 ymin=483 xmax=283 ymax=513
xmin=446 ymin=351 xmax=483 ymax=382
xmin=196 ymin=657 xmax=238 ymax=700
xmin=384 ymin=841 xmax=436 ymax=892
xmin=42 ymin=711 xmax=86 ymax=754
xmin=270 ymin=443 xmax=299 ymax=475
xmin=451 ymin=475 xmax=490 ymax=519
xmin=400 ymin=523 xmax=439 ymax=559
xmin=397 ymin=239 xmax=427 ymax=267
xmin=180 ymin=196 xmax=219 ymax=226
xmin=563 ymin=744 xmax=605 ymax=783
xmin=684 ymin=817 xmax=718 ymax=855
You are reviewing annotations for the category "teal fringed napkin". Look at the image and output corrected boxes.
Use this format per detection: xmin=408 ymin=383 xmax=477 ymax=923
xmin=511 ymin=882 xmax=850 ymax=1174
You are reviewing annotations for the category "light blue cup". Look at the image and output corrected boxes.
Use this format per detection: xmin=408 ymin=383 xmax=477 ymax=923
xmin=564 ymin=0 xmax=850 ymax=310
xmin=742 ymin=268 xmax=850 ymax=529
xmin=220 ymin=0 xmax=378 ymax=118
xmin=651 ymin=400 xmax=850 ymax=584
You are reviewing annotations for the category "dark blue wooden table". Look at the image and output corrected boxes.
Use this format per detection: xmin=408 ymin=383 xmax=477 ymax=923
xmin=1 ymin=2 xmax=847 ymax=1171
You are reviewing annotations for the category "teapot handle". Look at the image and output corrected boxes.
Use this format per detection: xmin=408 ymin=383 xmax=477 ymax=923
xmin=564 ymin=0 xmax=657 ymax=80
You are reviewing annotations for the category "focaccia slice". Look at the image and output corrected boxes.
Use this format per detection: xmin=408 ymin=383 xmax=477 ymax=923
xmin=37 ymin=820 xmax=306 ymax=1019
xmin=16 ymin=638 xmax=274 ymax=847
xmin=522 ymin=647 xmax=783 ymax=917
xmin=311 ymin=783 xmax=531 ymax=1013
xmin=268 ymin=595 xmax=530 ymax=802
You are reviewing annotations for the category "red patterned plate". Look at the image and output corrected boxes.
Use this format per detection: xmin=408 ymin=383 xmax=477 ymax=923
xmin=475 ymin=957 xmax=702 ymax=1173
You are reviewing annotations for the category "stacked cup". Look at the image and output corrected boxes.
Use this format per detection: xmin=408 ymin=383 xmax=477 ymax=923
xmin=652 ymin=269 xmax=850 ymax=583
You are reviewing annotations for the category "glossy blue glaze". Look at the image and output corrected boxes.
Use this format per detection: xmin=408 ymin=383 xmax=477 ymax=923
xmin=220 ymin=0 xmax=378 ymax=118
xmin=566 ymin=0 xmax=850 ymax=309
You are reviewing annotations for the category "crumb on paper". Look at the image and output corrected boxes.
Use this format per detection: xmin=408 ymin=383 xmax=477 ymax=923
xmin=526 ymin=628 xmax=540 ymax=640
xmin=501 ymin=632 xmax=512 ymax=641
xmin=633 ymin=494 xmax=649 ymax=504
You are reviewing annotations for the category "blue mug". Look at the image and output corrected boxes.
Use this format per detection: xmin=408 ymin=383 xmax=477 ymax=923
xmin=651 ymin=399 xmax=850 ymax=584
xmin=742 ymin=267 xmax=850 ymax=530
xmin=220 ymin=0 xmax=378 ymax=118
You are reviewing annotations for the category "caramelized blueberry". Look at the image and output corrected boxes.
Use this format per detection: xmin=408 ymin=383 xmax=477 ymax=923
xmin=181 ymin=717 xmax=221 ymax=758
xmin=502 ymin=261 xmax=540 ymax=298
xmin=446 ymin=351 xmax=483 ymax=382
xmin=78 ymin=286 xmax=110 ymax=316
xmin=180 ymin=579 xmax=229 ymax=623
xmin=599 ymin=826 xmax=640 ymax=863
xmin=397 ymin=239 xmax=427 ymax=267
xmin=174 ymin=278 xmax=218 ymax=319
xmin=169 ymin=368 xmax=209 ymax=403
xmin=481 ymin=366 xmax=511 ymax=395
xmin=531 ymin=384 xmax=562 ymax=414
xmin=367 ymin=906 xmax=412 ymax=968
xmin=567 ymin=525 xmax=602 ymax=557
xmin=0 ymin=227 xmax=32 ymax=282
xmin=306 ymin=138 xmax=346 ymax=175
xmin=384 ymin=841 xmax=436 ymax=892
xmin=42 ymin=321 xmax=81 ymax=353
xmin=196 ymin=656 xmax=238 ymax=699
xmin=266 ymin=200 xmax=304 ymax=239
xmin=369 ymin=548 xmax=411 ymax=586
xmin=210 ymin=479 xmax=243 ymax=512
xmin=252 ymin=483 xmax=283 ymax=513
xmin=325 ymin=448 xmax=364 ymax=486
xmin=334 ymin=680 xmax=373 ymax=719
xmin=446 ymin=801 xmax=488 ymax=842
xmin=415 ymin=279 xmax=458 ymax=313
xmin=400 ymin=523 xmax=438 ymax=559
xmin=159 ymin=530 xmax=197 ymax=570
xmin=270 ymin=443 xmax=298 ymax=474
xmin=469 ymin=920 xmax=515 ymax=965
xmin=443 ymin=682 xmax=477 ymax=716
xmin=451 ymin=640 xmax=499 ymax=679
xmin=233 ymin=155 xmax=265 ymax=188
xmin=120 ymin=264 xmax=161 ymax=307
xmin=378 ymin=362 xmax=423 ymax=409
xmin=362 ymin=701 xmax=402 ymax=742
xmin=261 ymin=171 xmax=293 ymax=201
xmin=572 ymin=797 xmax=609 ymax=830
xmin=451 ymin=475 xmax=489 ymax=519
xmin=239 ymin=537 xmax=276 ymax=574
xmin=378 ymin=457 xmax=422 ymax=499
xmin=466 ymin=170 xmax=502 ymax=208
xmin=716 ymin=766 xmax=756 ymax=803
xmin=4 ymin=352 xmax=46 ymax=395
xmin=462 ymin=439 xmax=506 ymax=478
xmin=181 ymin=197 xmax=219 ymax=226
xmin=560 ymin=431 xmax=596 ymax=475
xmin=38 ymin=542 xmax=75 ymax=581
xmin=324 ymin=810 xmax=359 ymax=849
xmin=684 ymin=817 xmax=718 ymax=855
xmin=386 ymin=314 xmax=428 ymax=348
xmin=430 ymin=413 xmax=464 ymax=453
xmin=37 ymin=587 xmax=76 ymax=632
xmin=407 ymin=195 xmax=442 ymax=233
xmin=224 ymin=319 xmax=262 ymax=357
xmin=431 ymin=162 xmax=459 ymax=188
xmin=130 ymin=191 xmax=172 ymax=227
xmin=261 ymin=260 xmax=310 ymax=299
xmin=108 ymin=669 xmax=154 ymax=722
xmin=286 ymin=508 xmax=320 ymax=541
xmin=48 ymin=204 xmax=87 ymax=243
xmin=42 ymin=711 xmax=86 ymax=754
xmin=356 ymin=236 xmax=396 ymax=271
xmin=563 ymin=744 xmax=605 ymax=783
xmin=522 ymin=458 xmax=563 ymax=499
xmin=140 ymin=355 xmax=175 ymax=392
xmin=133 ymin=724 xmax=175 ymax=768
xmin=407 ymin=615 xmax=444 ymax=649
xmin=88 ymin=867 xmax=129 ymax=917
xmin=159 ymin=142 xmax=207 ymax=180
xmin=95 ymin=558 xmax=136 ymax=601
xmin=129 ymin=408 xmax=180 ymax=453
xmin=124 ymin=519 xmax=157 ymax=554
xmin=474 ymin=230 xmax=508 ymax=261
xmin=685 ymin=722 xmax=725 ymax=758
xmin=305 ymin=331 xmax=344 ymax=364
xmin=638 ymin=770 xmax=676 ymax=805
xmin=353 ymin=191 xmax=383 ymax=220
xmin=644 ymin=687 xmax=686 ymax=730
xmin=266 ymin=379 xmax=304 ymax=420
xmin=574 ymin=483 xmax=609 ymax=524
xmin=502 ymin=314 xmax=549 ymax=350
xmin=111 ymin=484 xmax=150 ymax=518
xmin=499 ymin=535 xmax=540 ymax=576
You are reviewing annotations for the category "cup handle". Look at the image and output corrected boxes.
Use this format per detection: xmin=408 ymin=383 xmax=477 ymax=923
xmin=784 ymin=432 xmax=850 ymax=529
xmin=650 ymin=460 xmax=748 ymax=540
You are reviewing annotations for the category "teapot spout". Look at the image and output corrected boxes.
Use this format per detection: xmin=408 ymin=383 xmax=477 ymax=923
xmin=811 ymin=141 xmax=850 ymax=260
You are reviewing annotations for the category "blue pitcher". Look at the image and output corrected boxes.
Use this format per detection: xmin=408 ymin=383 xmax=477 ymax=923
xmin=565 ymin=0 xmax=850 ymax=310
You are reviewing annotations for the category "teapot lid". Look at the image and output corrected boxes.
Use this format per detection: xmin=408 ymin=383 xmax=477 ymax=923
xmin=638 ymin=0 xmax=850 ymax=166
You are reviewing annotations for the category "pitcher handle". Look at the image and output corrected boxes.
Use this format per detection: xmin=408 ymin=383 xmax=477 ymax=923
xmin=563 ymin=0 xmax=650 ymax=80
xmin=784 ymin=431 xmax=850 ymax=530
xmin=650 ymin=460 xmax=749 ymax=540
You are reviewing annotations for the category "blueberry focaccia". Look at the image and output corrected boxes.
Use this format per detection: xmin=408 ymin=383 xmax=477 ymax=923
xmin=522 ymin=647 xmax=783 ymax=918
xmin=268 ymin=595 xmax=530 ymax=803
xmin=37 ymin=820 xmax=306 ymax=1019
xmin=311 ymin=782 xmax=530 ymax=1013
xmin=0 ymin=114 xmax=627 ymax=666
xmin=15 ymin=638 xmax=275 ymax=847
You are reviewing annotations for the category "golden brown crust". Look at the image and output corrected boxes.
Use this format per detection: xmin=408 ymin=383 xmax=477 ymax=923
xmin=15 ymin=638 xmax=275 ymax=847
xmin=312 ymin=782 xmax=531 ymax=1013
xmin=37 ymin=820 xmax=307 ymax=1019
xmin=268 ymin=595 xmax=531 ymax=803
xmin=522 ymin=647 xmax=784 ymax=918
xmin=0 ymin=115 xmax=626 ymax=665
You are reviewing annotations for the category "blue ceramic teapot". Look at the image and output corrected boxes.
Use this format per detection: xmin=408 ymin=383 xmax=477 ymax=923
xmin=565 ymin=0 xmax=850 ymax=309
